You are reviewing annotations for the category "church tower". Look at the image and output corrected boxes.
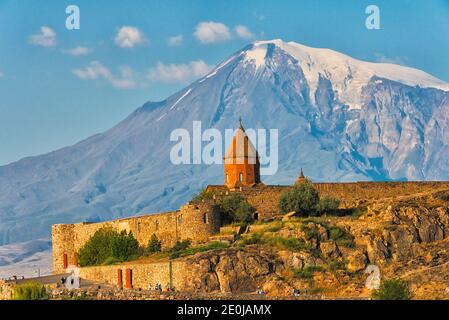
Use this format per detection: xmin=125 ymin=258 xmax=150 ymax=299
xmin=295 ymin=168 xmax=306 ymax=184
xmin=223 ymin=119 xmax=261 ymax=189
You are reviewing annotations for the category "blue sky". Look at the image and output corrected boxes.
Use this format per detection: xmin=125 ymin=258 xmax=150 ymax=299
xmin=0 ymin=0 xmax=448 ymax=165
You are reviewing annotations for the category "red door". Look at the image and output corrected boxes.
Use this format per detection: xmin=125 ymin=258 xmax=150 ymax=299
xmin=125 ymin=269 xmax=132 ymax=289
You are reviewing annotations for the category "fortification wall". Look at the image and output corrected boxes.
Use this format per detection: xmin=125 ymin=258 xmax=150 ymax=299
xmin=53 ymin=181 xmax=449 ymax=274
xmin=52 ymin=203 xmax=221 ymax=274
xmin=78 ymin=260 xmax=189 ymax=291
xmin=207 ymin=181 xmax=449 ymax=219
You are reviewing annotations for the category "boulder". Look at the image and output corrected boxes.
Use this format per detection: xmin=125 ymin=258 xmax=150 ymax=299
xmin=319 ymin=241 xmax=341 ymax=259
xmin=262 ymin=277 xmax=293 ymax=297
xmin=347 ymin=250 xmax=368 ymax=272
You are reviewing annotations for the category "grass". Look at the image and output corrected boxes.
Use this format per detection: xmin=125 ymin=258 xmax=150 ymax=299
xmin=325 ymin=258 xmax=347 ymax=272
xmin=264 ymin=223 xmax=283 ymax=233
xmin=13 ymin=282 xmax=48 ymax=300
xmin=292 ymin=266 xmax=324 ymax=279
xmin=237 ymin=231 xmax=311 ymax=252
xmin=328 ymin=225 xmax=355 ymax=248
xmin=300 ymin=223 xmax=319 ymax=240
xmin=266 ymin=236 xmax=309 ymax=251
xmin=238 ymin=232 xmax=264 ymax=246
xmin=169 ymin=242 xmax=229 ymax=259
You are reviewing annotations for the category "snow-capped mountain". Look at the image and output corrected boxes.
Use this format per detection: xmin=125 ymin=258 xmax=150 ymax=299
xmin=1 ymin=39 xmax=449 ymax=247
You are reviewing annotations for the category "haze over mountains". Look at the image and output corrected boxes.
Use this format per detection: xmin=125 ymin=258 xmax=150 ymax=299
xmin=1 ymin=39 xmax=449 ymax=253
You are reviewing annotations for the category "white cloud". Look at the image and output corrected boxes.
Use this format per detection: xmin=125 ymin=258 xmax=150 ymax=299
xmin=148 ymin=60 xmax=212 ymax=83
xmin=194 ymin=21 xmax=231 ymax=44
xmin=72 ymin=61 xmax=138 ymax=89
xmin=168 ymin=34 xmax=183 ymax=47
xmin=235 ymin=25 xmax=255 ymax=40
xmin=29 ymin=26 xmax=57 ymax=47
xmin=114 ymin=26 xmax=147 ymax=48
xmin=63 ymin=46 xmax=92 ymax=56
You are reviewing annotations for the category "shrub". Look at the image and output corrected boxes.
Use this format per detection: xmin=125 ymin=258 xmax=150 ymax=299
xmin=278 ymin=179 xmax=320 ymax=215
xmin=316 ymin=196 xmax=340 ymax=215
xmin=78 ymin=227 xmax=140 ymax=266
xmin=14 ymin=282 xmax=48 ymax=300
xmin=371 ymin=279 xmax=412 ymax=300
xmin=146 ymin=234 xmax=162 ymax=254
xmin=220 ymin=194 xmax=245 ymax=215
xmin=220 ymin=193 xmax=255 ymax=223
xmin=235 ymin=201 xmax=256 ymax=223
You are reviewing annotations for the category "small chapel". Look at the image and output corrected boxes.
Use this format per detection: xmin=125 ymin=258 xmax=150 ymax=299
xmin=223 ymin=119 xmax=261 ymax=189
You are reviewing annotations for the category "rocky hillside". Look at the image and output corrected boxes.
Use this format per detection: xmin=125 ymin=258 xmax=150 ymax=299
xmin=171 ymin=188 xmax=449 ymax=299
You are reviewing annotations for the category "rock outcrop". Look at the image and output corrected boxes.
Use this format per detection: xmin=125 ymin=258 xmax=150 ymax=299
xmin=178 ymin=247 xmax=280 ymax=293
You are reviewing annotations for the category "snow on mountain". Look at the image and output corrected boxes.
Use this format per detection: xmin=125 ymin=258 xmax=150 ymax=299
xmin=0 ymin=39 xmax=448 ymax=256
xmin=243 ymin=39 xmax=449 ymax=109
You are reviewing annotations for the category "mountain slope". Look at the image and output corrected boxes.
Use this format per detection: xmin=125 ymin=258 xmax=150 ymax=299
xmin=0 ymin=39 xmax=448 ymax=246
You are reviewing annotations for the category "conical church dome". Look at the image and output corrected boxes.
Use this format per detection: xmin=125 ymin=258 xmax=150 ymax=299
xmin=223 ymin=119 xmax=261 ymax=188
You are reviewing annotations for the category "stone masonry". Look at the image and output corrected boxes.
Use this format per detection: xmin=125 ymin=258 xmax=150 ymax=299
xmin=52 ymin=202 xmax=221 ymax=274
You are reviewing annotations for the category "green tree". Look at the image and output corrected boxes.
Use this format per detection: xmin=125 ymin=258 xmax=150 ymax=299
xmin=220 ymin=193 xmax=245 ymax=216
xmin=235 ymin=201 xmax=256 ymax=223
xmin=278 ymin=179 xmax=320 ymax=215
xmin=111 ymin=230 xmax=140 ymax=261
xmin=77 ymin=227 xmax=140 ymax=266
xmin=146 ymin=234 xmax=162 ymax=254
xmin=372 ymin=279 xmax=412 ymax=300
xmin=220 ymin=193 xmax=255 ymax=223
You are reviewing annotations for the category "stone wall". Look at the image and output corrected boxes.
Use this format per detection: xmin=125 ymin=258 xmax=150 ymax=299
xmin=207 ymin=181 xmax=449 ymax=219
xmin=53 ymin=181 xmax=449 ymax=274
xmin=78 ymin=260 xmax=188 ymax=291
xmin=52 ymin=203 xmax=221 ymax=274
xmin=0 ymin=280 xmax=13 ymax=300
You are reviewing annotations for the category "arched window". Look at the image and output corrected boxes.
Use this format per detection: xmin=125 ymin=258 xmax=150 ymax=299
xmin=203 ymin=213 xmax=208 ymax=224
xmin=239 ymin=172 xmax=243 ymax=182
xmin=226 ymin=174 xmax=229 ymax=183
xmin=155 ymin=220 xmax=159 ymax=230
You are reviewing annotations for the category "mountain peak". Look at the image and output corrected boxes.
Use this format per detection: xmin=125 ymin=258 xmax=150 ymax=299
xmin=238 ymin=39 xmax=449 ymax=109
